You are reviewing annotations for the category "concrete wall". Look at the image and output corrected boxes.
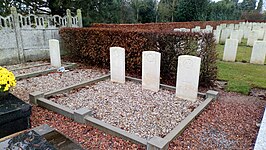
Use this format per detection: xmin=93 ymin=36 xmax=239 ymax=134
xmin=0 ymin=7 xmax=82 ymax=65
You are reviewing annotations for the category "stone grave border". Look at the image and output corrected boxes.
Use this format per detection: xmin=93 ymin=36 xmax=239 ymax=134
xmin=10 ymin=62 xmax=50 ymax=71
xmin=15 ymin=62 xmax=77 ymax=80
xmin=29 ymin=74 xmax=218 ymax=150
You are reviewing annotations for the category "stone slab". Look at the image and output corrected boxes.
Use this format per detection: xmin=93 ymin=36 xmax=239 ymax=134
xmin=49 ymin=39 xmax=61 ymax=67
xmin=247 ymin=31 xmax=258 ymax=46
xmin=250 ymin=41 xmax=266 ymax=64
xmin=223 ymin=39 xmax=238 ymax=62
xmin=175 ymin=55 xmax=201 ymax=101
xmin=110 ymin=47 xmax=125 ymax=83
xmin=142 ymin=51 xmax=161 ymax=92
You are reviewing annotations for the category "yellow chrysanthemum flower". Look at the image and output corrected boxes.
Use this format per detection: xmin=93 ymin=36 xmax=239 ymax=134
xmin=0 ymin=66 xmax=16 ymax=92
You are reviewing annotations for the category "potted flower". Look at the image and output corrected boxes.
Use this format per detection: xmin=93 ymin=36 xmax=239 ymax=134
xmin=0 ymin=67 xmax=16 ymax=99
xmin=0 ymin=66 xmax=31 ymax=138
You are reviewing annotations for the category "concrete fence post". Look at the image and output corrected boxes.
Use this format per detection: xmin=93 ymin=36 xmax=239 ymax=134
xmin=11 ymin=6 xmax=25 ymax=63
xmin=77 ymin=9 xmax=83 ymax=27
xmin=66 ymin=9 xmax=72 ymax=27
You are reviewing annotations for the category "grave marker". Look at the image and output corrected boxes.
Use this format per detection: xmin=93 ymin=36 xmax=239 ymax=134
xmin=110 ymin=47 xmax=125 ymax=83
xmin=49 ymin=39 xmax=61 ymax=67
xmin=230 ymin=30 xmax=239 ymax=40
xmin=142 ymin=51 xmax=161 ymax=92
xmin=223 ymin=39 xmax=238 ymax=62
xmin=250 ymin=41 xmax=266 ymax=65
xmin=220 ymin=29 xmax=231 ymax=44
xmin=247 ymin=31 xmax=258 ymax=46
xmin=176 ymin=55 xmax=201 ymax=102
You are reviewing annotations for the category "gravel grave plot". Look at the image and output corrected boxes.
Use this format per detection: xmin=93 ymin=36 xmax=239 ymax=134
xmin=169 ymin=90 xmax=266 ymax=149
xmin=3 ymin=61 xmax=49 ymax=70
xmin=11 ymin=66 xmax=108 ymax=102
xmin=48 ymin=79 xmax=204 ymax=139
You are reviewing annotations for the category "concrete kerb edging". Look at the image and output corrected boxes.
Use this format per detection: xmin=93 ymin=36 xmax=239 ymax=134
xmin=10 ymin=62 xmax=50 ymax=71
xmin=29 ymin=75 xmax=219 ymax=149
xmin=44 ymin=74 xmax=110 ymax=97
xmin=15 ymin=62 xmax=76 ymax=80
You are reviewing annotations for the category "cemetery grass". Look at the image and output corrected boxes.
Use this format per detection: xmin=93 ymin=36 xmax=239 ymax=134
xmin=217 ymin=61 xmax=266 ymax=95
xmin=216 ymin=39 xmax=266 ymax=94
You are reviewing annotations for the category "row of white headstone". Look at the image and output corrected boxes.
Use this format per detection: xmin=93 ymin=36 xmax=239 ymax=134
xmin=47 ymin=40 xmax=202 ymax=101
xmin=110 ymin=47 xmax=201 ymax=102
xmin=214 ymin=22 xmax=266 ymax=46
xmin=223 ymin=39 xmax=266 ymax=64
xmin=174 ymin=25 xmax=213 ymax=33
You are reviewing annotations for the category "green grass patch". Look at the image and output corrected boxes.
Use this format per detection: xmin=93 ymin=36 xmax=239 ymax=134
xmin=217 ymin=61 xmax=266 ymax=95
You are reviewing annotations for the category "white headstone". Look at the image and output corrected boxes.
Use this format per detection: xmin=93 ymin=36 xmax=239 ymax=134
xmin=220 ymin=29 xmax=231 ymax=44
xmin=213 ymin=30 xmax=221 ymax=44
xmin=263 ymin=31 xmax=266 ymax=41
xmin=220 ymin=24 xmax=227 ymax=29
xmin=234 ymin=24 xmax=240 ymax=30
xmin=216 ymin=25 xmax=222 ymax=31
xmin=206 ymin=25 xmax=213 ymax=32
xmin=247 ymin=31 xmax=258 ymax=46
xmin=250 ymin=41 xmax=266 ymax=65
xmin=49 ymin=39 xmax=61 ymax=67
xmin=228 ymin=24 xmax=235 ymax=30
xmin=243 ymin=27 xmax=251 ymax=39
xmin=142 ymin=51 xmax=161 ymax=92
xmin=256 ymin=30 xmax=265 ymax=40
xmin=174 ymin=28 xmax=190 ymax=32
xmin=238 ymin=30 xmax=244 ymax=44
xmin=230 ymin=30 xmax=239 ymax=40
xmin=110 ymin=47 xmax=125 ymax=83
xmin=176 ymin=55 xmax=201 ymax=102
xmin=192 ymin=27 xmax=200 ymax=33
xmin=223 ymin=39 xmax=238 ymax=62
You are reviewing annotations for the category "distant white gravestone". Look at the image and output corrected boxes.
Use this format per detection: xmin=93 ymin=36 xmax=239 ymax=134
xmin=110 ymin=47 xmax=125 ymax=83
xmin=220 ymin=29 xmax=231 ymax=44
xmin=223 ymin=39 xmax=238 ymax=62
xmin=230 ymin=30 xmax=239 ymax=40
xmin=250 ymin=41 xmax=266 ymax=65
xmin=247 ymin=31 xmax=258 ymax=46
xmin=142 ymin=51 xmax=161 ymax=92
xmin=49 ymin=39 xmax=61 ymax=67
xmin=176 ymin=55 xmax=201 ymax=102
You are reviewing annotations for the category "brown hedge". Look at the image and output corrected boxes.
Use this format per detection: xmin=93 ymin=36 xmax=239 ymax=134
xmin=60 ymin=28 xmax=217 ymax=87
xmin=91 ymin=20 xmax=245 ymax=31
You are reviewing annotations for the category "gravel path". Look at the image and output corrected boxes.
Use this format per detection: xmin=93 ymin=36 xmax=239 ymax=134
xmin=48 ymin=80 xmax=203 ymax=139
xmin=169 ymin=90 xmax=266 ymax=149
xmin=12 ymin=67 xmax=108 ymax=102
